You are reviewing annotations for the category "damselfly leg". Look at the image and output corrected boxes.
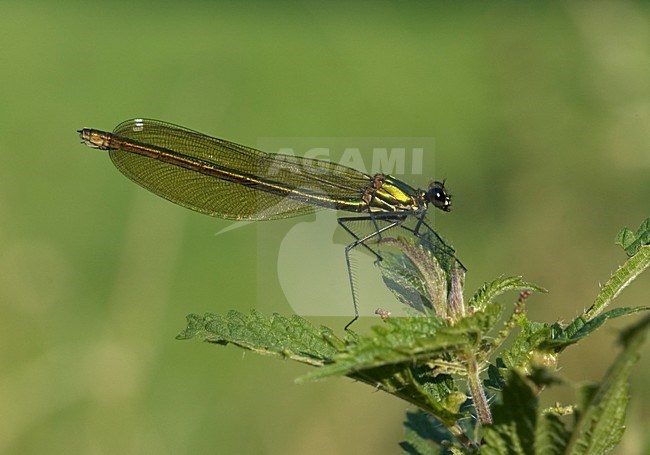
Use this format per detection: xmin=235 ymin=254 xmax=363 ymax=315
xmin=338 ymin=211 xmax=463 ymax=329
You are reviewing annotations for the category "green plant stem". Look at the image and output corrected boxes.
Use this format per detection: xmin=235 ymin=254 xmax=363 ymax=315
xmin=448 ymin=424 xmax=480 ymax=451
xmin=466 ymin=352 xmax=492 ymax=425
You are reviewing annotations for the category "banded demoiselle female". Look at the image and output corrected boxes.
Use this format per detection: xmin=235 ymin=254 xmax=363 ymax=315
xmin=79 ymin=118 xmax=461 ymax=327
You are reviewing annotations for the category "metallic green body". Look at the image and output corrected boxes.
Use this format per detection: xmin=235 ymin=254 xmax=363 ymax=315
xmin=79 ymin=119 xmax=431 ymax=220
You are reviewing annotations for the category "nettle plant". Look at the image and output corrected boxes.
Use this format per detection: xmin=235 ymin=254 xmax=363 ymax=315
xmin=178 ymin=217 xmax=650 ymax=454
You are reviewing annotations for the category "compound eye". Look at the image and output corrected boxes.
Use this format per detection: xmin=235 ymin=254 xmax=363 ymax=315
xmin=428 ymin=181 xmax=452 ymax=212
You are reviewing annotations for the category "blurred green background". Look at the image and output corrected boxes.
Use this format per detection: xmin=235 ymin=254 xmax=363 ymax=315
xmin=1 ymin=1 xmax=648 ymax=453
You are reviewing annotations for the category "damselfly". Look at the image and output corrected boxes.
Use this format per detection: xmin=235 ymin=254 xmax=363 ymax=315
xmin=78 ymin=118 xmax=461 ymax=328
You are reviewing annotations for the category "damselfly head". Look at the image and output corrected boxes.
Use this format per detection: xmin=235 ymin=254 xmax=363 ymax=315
xmin=427 ymin=180 xmax=452 ymax=212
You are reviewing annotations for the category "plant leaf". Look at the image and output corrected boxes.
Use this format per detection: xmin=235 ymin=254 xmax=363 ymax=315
xmin=542 ymin=306 xmax=649 ymax=352
xmin=585 ymin=244 xmax=650 ymax=320
xmin=615 ymin=217 xmax=650 ymax=257
xmin=298 ymin=309 xmax=500 ymax=382
xmin=469 ymin=276 xmax=546 ymax=312
xmin=176 ymin=310 xmax=339 ymax=365
xmin=535 ymin=412 xmax=570 ymax=455
xmin=378 ymin=236 xmax=449 ymax=317
xmin=567 ymin=315 xmax=650 ymax=455
xmin=400 ymin=410 xmax=452 ymax=455
xmin=380 ymin=250 xmax=435 ymax=313
xmin=499 ymin=317 xmax=552 ymax=370
xmin=481 ymin=371 xmax=538 ymax=455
